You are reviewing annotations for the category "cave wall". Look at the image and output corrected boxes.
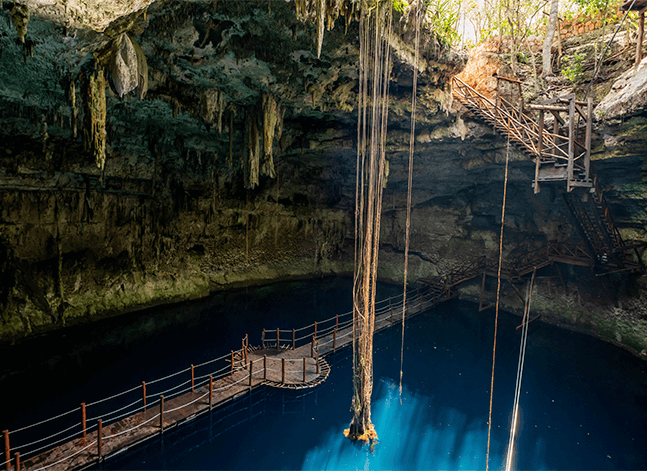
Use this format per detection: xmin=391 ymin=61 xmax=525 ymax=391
xmin=1 ymin=0 xmax=646 ymax=356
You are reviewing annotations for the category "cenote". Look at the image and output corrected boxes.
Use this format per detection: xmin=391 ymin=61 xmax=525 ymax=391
xmin=2 ymin=277 xmax=646 ymax=470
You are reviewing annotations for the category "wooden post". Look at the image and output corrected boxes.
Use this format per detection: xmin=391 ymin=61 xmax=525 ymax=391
xmin=3 ymin=430 xmax=9 ymax=471
xmin=231 ymin=350 xmax=234 ymax=374
xmin=316 ymin=344 xmax=320 ymax=374
xmin=276 ymin=327 xmax=280 ymax=348
xmin=314 ymin=321 xmax=317 ymax=339
xmin=160 ymin=396 xmax=164 ymax=433
xmin=281 ymin=358 xmax=285 ymax=385
xmin=333 ymin=328 xmax=337 ymax=352
xmin=14 ymin=453 xmax=19 ymax=471
xmin=303 ymin=357 xmax=307 ymax=382
xmin=81 ymin=403 xmax=86 ymax=439
xmin=191 ymin=364 xmax=195 ymax=393
xmin=535 ymin=109 xmax=544 ymax=194
xmin=389 ymin=297 xmax=393 ymax=324
xmin=245 ymin=334 xmax=249 ymax=365
xmin=142 ymin=382 xmax=147 ymax=412
xmin=263 ymin=355 xmax=267 ymax=380
xmin=567 ymin=97 xmax=575 ymax=191
xmin=241 ymin=339 xmax=245 ymax=369
xmin=292 ymin=329 xmax=295 ymax=350
xmin=636 ymin=9 xmax=645 ymax=67
xmin=97 ymin=419 xmax=102 ymax=460
xmin=262 ymin=329 xmax=265 ymax=347
xmin=209 ymin=375 xmax=213 ymax=410
xmin=585 ymin=97 xmax=592 ymax=181
xmin=249 ymin=359 xmax=253 ymax=389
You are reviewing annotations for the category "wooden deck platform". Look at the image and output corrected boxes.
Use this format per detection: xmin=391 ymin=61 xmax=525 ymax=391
xmin=11 ymin=289 xmax=435 ymax=471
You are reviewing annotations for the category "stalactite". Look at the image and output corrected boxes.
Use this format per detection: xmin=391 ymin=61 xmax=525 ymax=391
xmin=244 ymin=108 xmax=261 ymax=189
xmin=84 ymin=67 xmax=107 ymax=171
xmin=70 ymin=80 xmax=78 ymax=139
xmin=315 ymin=0 xmax=325 ymax=58
xmin=10 ymin=3 xmax=29 ymax=44
xmin=201 ymin=90 xmax=227 ymax=134
xmin=261 ymin=94 xmax=281 ymax=179
xmin=107 ymin=34 xmax=148 ymax=99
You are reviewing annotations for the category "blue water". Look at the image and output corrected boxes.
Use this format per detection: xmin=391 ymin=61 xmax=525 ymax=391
xmin=2 ymin=277 xmax=647 ymax=469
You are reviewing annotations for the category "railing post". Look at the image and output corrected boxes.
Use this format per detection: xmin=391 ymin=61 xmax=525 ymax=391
xmin=160 ymin=395 xmax=165 ymax=433
xmin=389 ymin=297 xmax=393 ymax=324
xmin=97 ymin=419 xmax=102 ymax=460
xmin=314 ymin=321 xmax=317 ymax=339
xmin=303 ymin=357 xmax=307 ymax=382
xmin=264 ymin=355 xmax=267 ymax=380
xmin=316 ymin=342 xmax=320 ymax=374
xmin=209 ymin=375 xmax=213 ymax=410
xmin=191 ymin=364 xmax=195 ymax=393
xmin=142 ymin=382 xmax=147 ymax=412
xmin=81 ymin=403 xmax=86 ymax=439
xmin=276 ymin=327 xmax=280 ymax=348
xmin=262 ymin=329 xmax=265 ymax=348
xmin=281 ymin=358 xmax=285 ymax=385
xmin=244 ymin=335 xmax=249 ymax=366
xmin=585 ymin=96 xmax=592 ymax=181
xmin=292 ymin=329 xmax=295 ymax=350
xmin=14 ymin=453 xmax=19 ymax=471
xmin=231 ymin=350 xmax=234 ymax=374
xmin=3 ymin=430 xmax=9 ymax=471
xmin=249 ymin=359 xmax=253 ymax=389
xmin=333 ymin=328 xmax=337 ymax=352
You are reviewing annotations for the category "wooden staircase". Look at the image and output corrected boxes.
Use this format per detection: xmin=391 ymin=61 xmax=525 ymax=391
xmin=451 ymin=76 xmax=642 ymax=271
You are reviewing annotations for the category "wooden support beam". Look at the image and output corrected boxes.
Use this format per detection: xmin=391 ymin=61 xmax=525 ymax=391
xmin=585 ymin=97 xmax=592 ymax=181
xmin=81 ymin=403 xmax=86 ymax=439
xmin=567 ymin=98 xmax=575 ymax=192
xmin=3 ymin=430 xmax=9 ymax=471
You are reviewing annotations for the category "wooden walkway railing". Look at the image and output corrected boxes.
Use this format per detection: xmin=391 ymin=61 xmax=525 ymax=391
xmin=452 ymin=76 xmax=644 ymax=271
xmin=452 ymin=76 xmax=592 ymax=192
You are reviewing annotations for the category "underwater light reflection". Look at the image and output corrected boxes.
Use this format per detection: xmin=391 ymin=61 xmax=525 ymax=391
xmin=302 ymin=378 xmax=548 ymax=470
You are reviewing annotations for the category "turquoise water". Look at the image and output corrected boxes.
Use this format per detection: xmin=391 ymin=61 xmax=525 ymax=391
xmin=2 ymin=277 xmax=646 ymax=469
xmin=99 ymin=285 xmax=646 ymax=470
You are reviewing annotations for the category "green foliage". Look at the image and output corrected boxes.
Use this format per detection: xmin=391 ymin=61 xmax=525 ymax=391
xmin=425 ymin=0 xmax=461 ymax=46
xmin=392 ymin=0 xmax=408 ymax=13
xmin=561 ymin=52 xmax=586 ymax=83
xmin=573 ymin=0 xmax=613 ymax=17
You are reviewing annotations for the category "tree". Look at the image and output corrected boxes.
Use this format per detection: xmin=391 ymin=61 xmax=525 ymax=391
xmin=542 ymin=0 xmax=559 ymax=76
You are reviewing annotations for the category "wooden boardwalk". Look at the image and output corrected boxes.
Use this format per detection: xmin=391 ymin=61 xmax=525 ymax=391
xmin=8 ymin=288 xmax=437 ymax=471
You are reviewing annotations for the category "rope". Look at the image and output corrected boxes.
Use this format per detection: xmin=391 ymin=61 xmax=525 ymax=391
xmin=12 ymin=421 xmax=81 ymax=451
xmin=400 ymin=1 xmax=421 ymax=401
xmin=505 ymin=268 xmax=536 ymax=471
xmin=164 ymin=392 xmax=210 ymax=414
xmin=85 ymin=383 xmax=141 ymax=407
xmin=30 ymin=439 xmax=97 ymax=471
xmin=86 ymin=397 xmax=142 ymax=423
xmin=193 ymin=350 xmax=233 ymax=369
xmin=146 ymin=366 xmax=192 ymax=385
xmin=486 ymin=136 xmax=510 ymax=471
xmin=102 ymin=413 xmax=160 ymax=440
xmin=10 ymin=406 xmax=79 ymax=434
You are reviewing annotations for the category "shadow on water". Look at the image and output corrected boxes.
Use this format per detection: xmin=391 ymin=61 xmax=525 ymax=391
xmin=2 ymin=278 xmax=647 ymax=470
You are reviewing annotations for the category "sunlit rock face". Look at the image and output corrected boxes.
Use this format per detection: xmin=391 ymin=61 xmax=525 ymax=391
xmin=0 ymin=0 xmax=646 ymax=352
